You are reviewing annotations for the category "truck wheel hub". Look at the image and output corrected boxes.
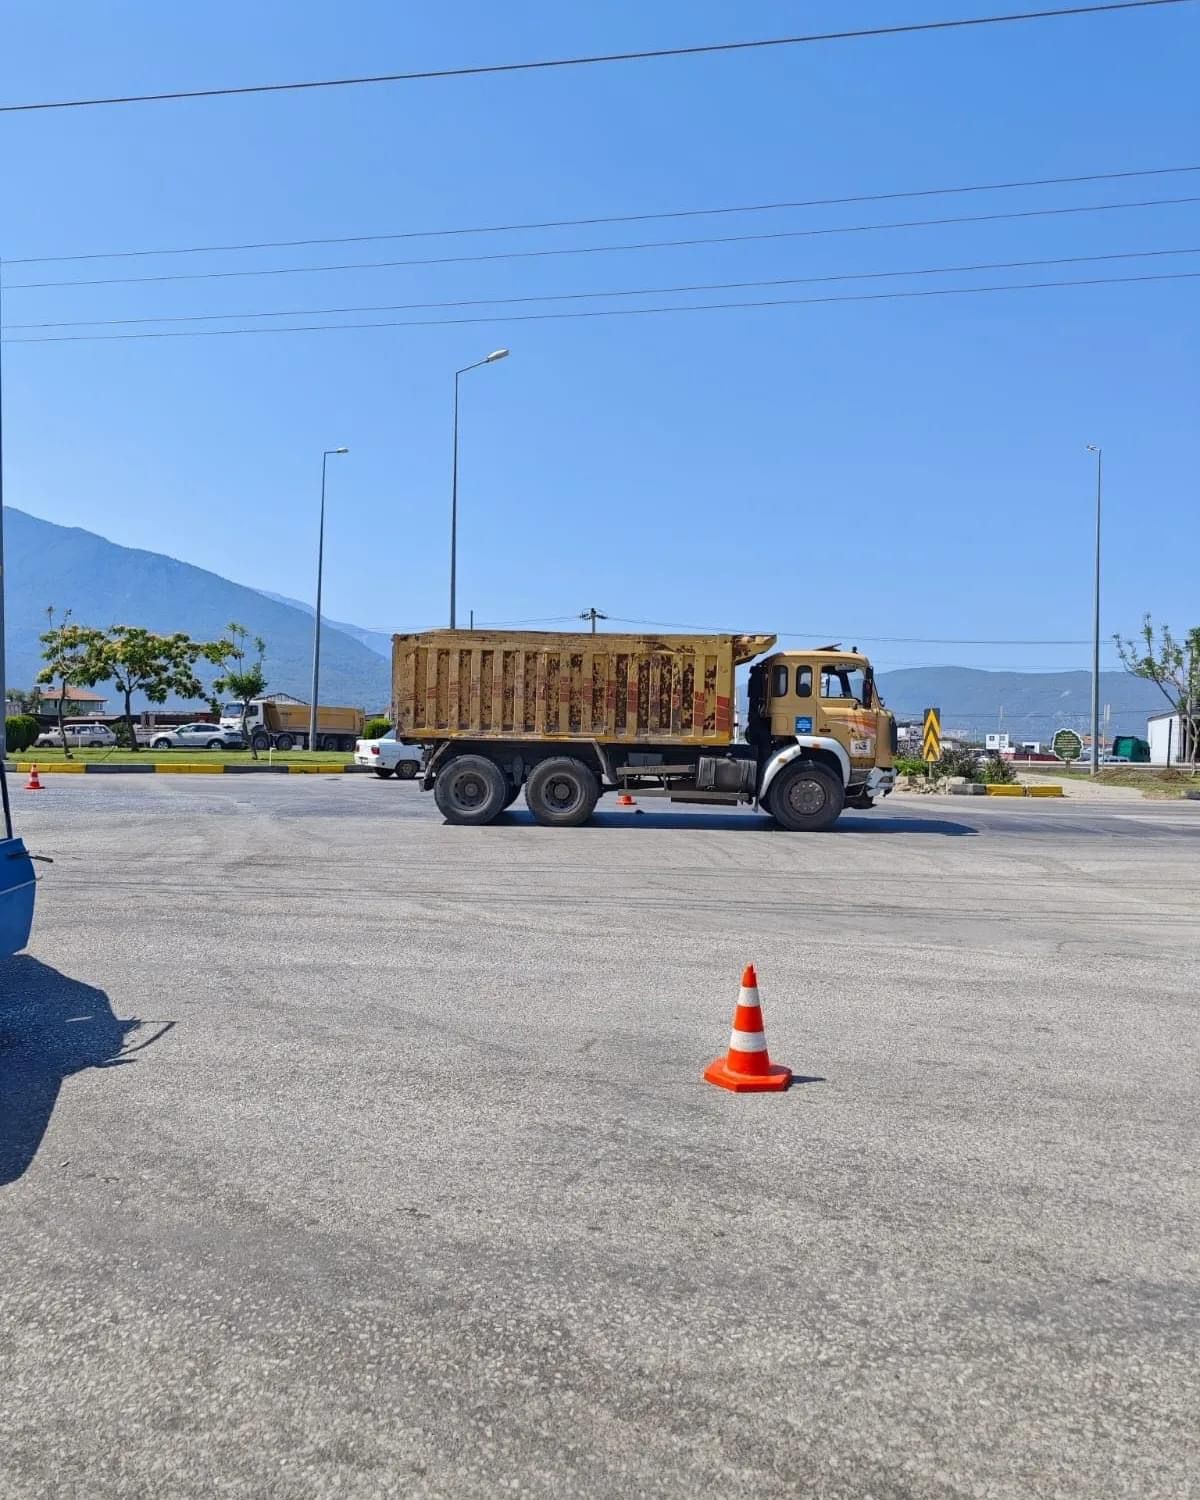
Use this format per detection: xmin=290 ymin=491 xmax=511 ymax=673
xmin=787 ymin=776 xmax=827 ymax=816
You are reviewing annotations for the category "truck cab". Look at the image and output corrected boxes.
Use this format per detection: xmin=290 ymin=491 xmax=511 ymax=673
xmin=748 ymin=649 xmax=897 ymax=811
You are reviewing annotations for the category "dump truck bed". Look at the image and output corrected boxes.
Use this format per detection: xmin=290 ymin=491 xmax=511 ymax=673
xmin=392 ymin=630 xmax=775 ymax=746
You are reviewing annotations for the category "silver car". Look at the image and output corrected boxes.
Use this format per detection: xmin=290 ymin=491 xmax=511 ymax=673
xmin=149 ymin=722 xmax=244 ymax=750
xmin=34 ymin=722 xmax=118 ymax=748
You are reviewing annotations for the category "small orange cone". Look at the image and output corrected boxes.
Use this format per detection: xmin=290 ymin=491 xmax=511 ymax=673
xmin=25 ymin=764 xmax=44 ymax=791
xmin=703 ymin=964 xmax=792 ymax=1093
xmin=616 ymin=792 xmax=636 ymax=807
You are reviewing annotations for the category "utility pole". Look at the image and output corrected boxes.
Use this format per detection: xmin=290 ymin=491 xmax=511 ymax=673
xmin=579 ymin=607 xmax=608 ymax=635
xmin=1086 ymin=444 xmax=1102 ymax=776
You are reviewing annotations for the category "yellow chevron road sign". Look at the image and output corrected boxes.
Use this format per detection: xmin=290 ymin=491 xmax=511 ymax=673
xmin=922 ymin=706 xmax=942 ymax=763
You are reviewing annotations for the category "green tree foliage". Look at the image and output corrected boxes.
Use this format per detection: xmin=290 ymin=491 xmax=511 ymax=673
xmin=364 ymin=716 xmax=392 ymax=740
xmin=37 ymin=608 xmax=106 ymax=760
xmin=211 ymin=623 xmax=267 ymax=759
xmin=1115 ymin=615 xmax=1200 ymax=766
xmin=79 ymin=626 xmax=228 ymax=754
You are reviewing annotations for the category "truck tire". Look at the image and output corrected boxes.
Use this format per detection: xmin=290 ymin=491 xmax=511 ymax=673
xmin=500 ymin=781 xmax=522 ymax=809
xmin=395 ymin=760 xmax=419 ymax=781
xmin=251 ymin=731 xmax=271 ymax=752
xmin=434 ymin=754 xmax=508 ymax=825
xmin=524 ymin=757 xmax=600 ymax=828
xmin=275 ymin=733 xmax=295 ymax=751
xmin=846 ymin=791 xmax=875 ymax=810
xmin=768 ymin=762 xmax=845 ymax=832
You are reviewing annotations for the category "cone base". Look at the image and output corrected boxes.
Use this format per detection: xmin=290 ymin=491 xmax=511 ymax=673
xmin=703 ymin=1058 xmax=792 ymax=1093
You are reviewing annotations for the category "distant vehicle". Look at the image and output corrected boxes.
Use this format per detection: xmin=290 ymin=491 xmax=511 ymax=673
xmin=354 ymin=732 xmax=422 ymax=780
xmin=150 ymin=722 xmax=244 ymax=750
xmin=1110 ymin=735 xmax=1150 ymax=763
xmin=220 ymin=699 xmax=364 ymax=752
xmin=35 ymin=721 xmax=117 ymax=748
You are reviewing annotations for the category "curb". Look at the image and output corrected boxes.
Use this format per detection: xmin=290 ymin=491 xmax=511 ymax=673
xmin=12 ymin=761 xmax=361 ymax=776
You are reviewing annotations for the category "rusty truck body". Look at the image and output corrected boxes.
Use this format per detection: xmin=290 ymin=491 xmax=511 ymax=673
xmin=392 ymin=629 xmax=896 ymax=831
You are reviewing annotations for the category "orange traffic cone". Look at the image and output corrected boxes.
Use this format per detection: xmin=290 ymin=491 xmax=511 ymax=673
xmin=25 ymin=764 xmax=44 ymax=791
xmin=703 ymin=964 xmax=792 ymax=1093
xmin=616 ymin=792 xmax=636 ymax=807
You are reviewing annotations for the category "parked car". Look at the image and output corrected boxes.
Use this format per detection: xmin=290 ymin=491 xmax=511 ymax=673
xmin=354 ymin=732 xmax=422 ymax=780
xmin=34 ymin=722 xmax=117 ymax=748
xmin=149 ymin=722 xmax=245 ymax=750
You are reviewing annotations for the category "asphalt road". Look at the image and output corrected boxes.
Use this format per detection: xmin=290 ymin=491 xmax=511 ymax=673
xmin=1 ymin=777 xmax=1197 ymax=1499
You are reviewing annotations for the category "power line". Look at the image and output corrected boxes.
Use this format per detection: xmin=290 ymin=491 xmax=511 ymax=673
xmin=6 ymin=269 xmax=1196 ymax=345
xmin=0 ymin=4 xmax=1190 ymax=114
xmin=8 ymin=245 xmax=1195 ymax=331
xmin=607 ymin=616 xmax=1124 ymax=645
xmin=8 ymin=164 xmax=1198 ymax=265
xmin=8 ymin=194 xmax=1198 ymax=291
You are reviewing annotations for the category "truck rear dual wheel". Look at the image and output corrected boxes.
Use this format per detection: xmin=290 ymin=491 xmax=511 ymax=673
xmin=768 ymin=762 xmax=845 ymax=832
xmin=524 ymin=757 xmax=599 ymax=828
xmin=434 ymin=755 xmax=509 ymax=825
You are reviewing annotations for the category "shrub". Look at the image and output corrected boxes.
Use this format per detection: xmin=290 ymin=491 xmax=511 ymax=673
xmin=112 ymin=719 xmax=136 ymax=748
xmin=365 ymin=716 xmax=392 ymax=740
xmin=5 ymin=714 xmax=39 ymax=753
xmin=894 ymin=756 xmax=927 ymax=777
xmin=979 ymin=753 xmax=1016 ymax=785
xmin=936 ymin=747 xmax=983 ymax=782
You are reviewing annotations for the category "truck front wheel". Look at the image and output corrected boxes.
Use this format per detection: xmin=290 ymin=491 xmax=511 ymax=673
xmin=768 ymin=762 xmax=844 ymax=832
xmin=524 ymin=757 xmax=599 ymax=827
xmin=434 ymin=755 xmax=508 ymax=825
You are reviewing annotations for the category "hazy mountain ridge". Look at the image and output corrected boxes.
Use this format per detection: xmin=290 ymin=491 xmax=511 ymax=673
xmin=4 ymin=508 xmax=391 ymax=708
xmin=4 ymin=507 xmax=1164 ymax=740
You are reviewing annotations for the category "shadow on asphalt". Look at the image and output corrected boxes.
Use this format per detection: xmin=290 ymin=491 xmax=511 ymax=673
xmin=489 ymin=810 xmax=978 ymax=835
xmin=0 ymin=957 xmax=169 ymax=1186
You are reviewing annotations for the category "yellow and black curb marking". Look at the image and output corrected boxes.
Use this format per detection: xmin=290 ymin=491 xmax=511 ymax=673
xmin=951 ymin=783 xmax=1065 ymax=798
xmin=13 ymin=762 xmax=365 ymax=777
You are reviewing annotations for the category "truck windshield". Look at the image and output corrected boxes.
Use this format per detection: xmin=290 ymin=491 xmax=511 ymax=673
xmin=820 ymin=666 xmax=867 ymax=705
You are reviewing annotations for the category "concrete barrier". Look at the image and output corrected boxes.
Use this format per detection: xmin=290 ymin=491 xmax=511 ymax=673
xmin=985 ymin=785 xmax=1026 ymax=797
xmin=14 ymin=761 xmax=354 ymax=776
xmin=1025 ymin=784 xmax=1066 ymax=798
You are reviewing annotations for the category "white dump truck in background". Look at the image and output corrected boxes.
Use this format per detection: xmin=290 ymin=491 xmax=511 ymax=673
xmin=220 ymin=699 xmax=365 ymax=752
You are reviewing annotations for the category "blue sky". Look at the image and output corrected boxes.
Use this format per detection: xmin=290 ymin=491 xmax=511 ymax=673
xmin=2 ymin=1 xmax=1197 ymax=675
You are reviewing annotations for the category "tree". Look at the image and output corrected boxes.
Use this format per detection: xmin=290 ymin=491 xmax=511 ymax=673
xmin=37 ymin=608 xmax=106 ymax=759
xmin=81 ymin=626 xmax=227 ymax=753
xmin=211 ymin=623 xmax=267 ymax=759
xmin=1115 ymin=615 xmax=1200 ymax=769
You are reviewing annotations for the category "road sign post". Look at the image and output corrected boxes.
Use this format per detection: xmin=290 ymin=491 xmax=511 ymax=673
xmin=922 ymin=707 xmax=942 ymax=776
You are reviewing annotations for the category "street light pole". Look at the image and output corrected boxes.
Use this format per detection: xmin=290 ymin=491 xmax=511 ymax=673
xmin=450 ymin=349 xmax=509 ymax=628
xmin=309 ymin=447 xmax=348 ymax=751
xmin=1086 ymin=444 xmax=1102 ymax=776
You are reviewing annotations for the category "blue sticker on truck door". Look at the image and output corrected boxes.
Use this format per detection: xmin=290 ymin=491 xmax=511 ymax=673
xmin=795 ymin=716 xmax=813 ymax=734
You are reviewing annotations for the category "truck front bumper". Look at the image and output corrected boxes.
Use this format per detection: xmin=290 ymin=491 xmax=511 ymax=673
xmin=865 ymin=766 xmax=896 ymax=799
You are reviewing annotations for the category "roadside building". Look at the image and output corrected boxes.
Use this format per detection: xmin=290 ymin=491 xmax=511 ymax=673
xmin=1147 ymin=709 xmax=1196 ymax=767
xmin=36 ymin=686 xmax=108 ymax=716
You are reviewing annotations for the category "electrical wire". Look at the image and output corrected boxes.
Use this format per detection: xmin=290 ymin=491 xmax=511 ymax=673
xmin=7 ymin=245 xmax=1196 ymax=331
xmin=0 ymin=4 xmax=1190 ymax=114
xmin=6 ymin=269 xmax=1196 ymax=344
xmin=8 ymin=164 xmax=1198 ymax=265
xmin=8 ymin=195 xmax=1198 ymax=292
xmin=606 ymin=616 xmax=1122 ymax=645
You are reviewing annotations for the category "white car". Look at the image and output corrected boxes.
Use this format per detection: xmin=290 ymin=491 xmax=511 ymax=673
xmin=149 ymin=722 xmax=245 ymax=750
xmin=34 ymin=721 xmax=117 ymax=748
xmin=354 ymin=733 xmax=422 ymax=780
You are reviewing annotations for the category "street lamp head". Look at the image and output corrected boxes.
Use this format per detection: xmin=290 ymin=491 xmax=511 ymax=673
xmin=485 ymin=349 xmax=510 ymax=363
xmin=1086 ymin=443 xmax=1100 ymax=454
xmin=334 ymin=446 xmax=349 ymax=454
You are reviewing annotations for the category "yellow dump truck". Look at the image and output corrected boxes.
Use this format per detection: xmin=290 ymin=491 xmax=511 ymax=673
xmin=392 ymin=630 xmax=896 ymax=830
xmin=220 ymin=698 xmax=365 ymax=752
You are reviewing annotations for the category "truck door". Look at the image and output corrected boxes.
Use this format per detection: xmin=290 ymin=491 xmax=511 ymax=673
xmin=818 ymin=663 xmax=877 ymax=767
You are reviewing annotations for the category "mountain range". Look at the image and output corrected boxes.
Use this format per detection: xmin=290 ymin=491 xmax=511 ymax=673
xmin=3 ymin=507 xmax=1167 ymax=741
xmin=4 ymin=508 xmax=391 ymax=710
